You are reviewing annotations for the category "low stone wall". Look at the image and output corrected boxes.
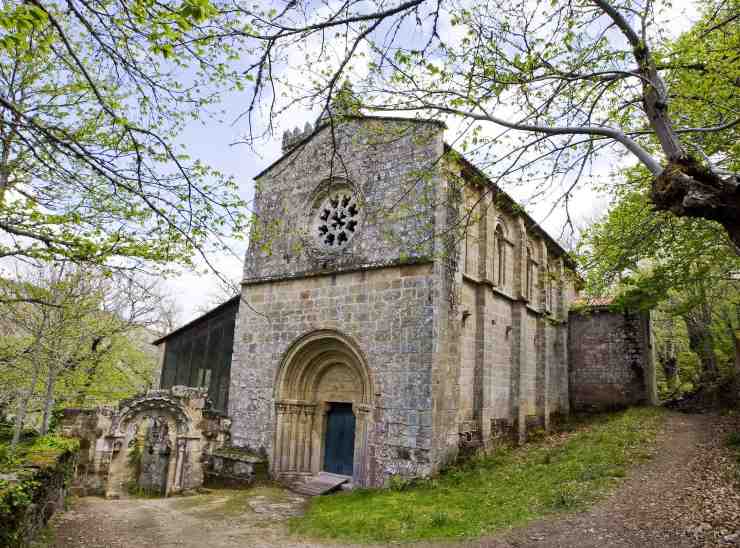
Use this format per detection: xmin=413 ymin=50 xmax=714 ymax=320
xmin=568 ymin=306 xmax=658 ymax=411
xmin=0 ymin=447 xmax=78 ymax=547
xmin=205 ymin=447 xmax=268 ymax=488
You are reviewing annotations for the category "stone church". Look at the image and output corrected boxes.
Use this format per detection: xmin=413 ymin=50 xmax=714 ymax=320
xmin=142 ymin=115 xmax=656 ymax=492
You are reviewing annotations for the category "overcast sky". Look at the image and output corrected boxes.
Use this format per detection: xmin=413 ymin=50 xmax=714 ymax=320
xmin=163 ymin=0 xmax=700 ymax=327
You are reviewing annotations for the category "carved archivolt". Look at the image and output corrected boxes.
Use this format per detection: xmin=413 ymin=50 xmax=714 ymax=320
xmin=272 ymin=330 xmax=374 ymax=485
xmin=112 ymin=392 xmax=193 ymax=437
xmin=275 ymin=329 xmax=373 ymax=404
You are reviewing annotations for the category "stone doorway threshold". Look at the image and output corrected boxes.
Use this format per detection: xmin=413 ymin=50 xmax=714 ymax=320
xmin=292 ymin=472 xmax=351 ymax=496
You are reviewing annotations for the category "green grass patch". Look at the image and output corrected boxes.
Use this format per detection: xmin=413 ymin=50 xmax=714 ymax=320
xmin=289 ymin=407 xmax=665 ymax=543
xmin=727 ymin=431 xmax=740 ymax=485
xmin=1 ymin=434 xmax=79 ymax=472
xmin=726 ymin=431 xmax=740 ymax=449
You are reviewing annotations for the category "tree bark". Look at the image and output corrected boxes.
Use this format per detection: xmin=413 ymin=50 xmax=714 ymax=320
xmin=11 ymin=359 xmax=40 ymax=451
xmin=595 ymin=0 xmax=740 ymax=253
xmin=683 ymin=312 xmax=719 ymax=382
xmin=40 ymin=368 xmax=57 ymax=436
xmin=651 ymin=162 xmax=740 ymax=252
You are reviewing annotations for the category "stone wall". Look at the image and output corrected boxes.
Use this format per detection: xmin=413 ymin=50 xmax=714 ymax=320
xmin=231 ymin=116 xmax=583 ymax=488
xmin=231 ymin=264 xmax=437 ymax=487
xmin=0 ymin=447 xmax=77 ymax=547
xmin=244 ymin=117 xmax=445 ymax=283
xmin=446 ymin=166 xmax=576 ymax=450
xmin=568 ymin=307 xmax=658 ymax=411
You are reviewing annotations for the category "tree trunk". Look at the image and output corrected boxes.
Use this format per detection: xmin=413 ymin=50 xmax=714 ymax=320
xmin=683 ymin=313 xmax=719 ymax=382
xmin=623 ymin=13 xmax=740 ymax=253
xmin=651 ymin=162 xmax=740 ymax=253
xmin=40 ymin=368 xmax=57 ymax=436
xmin=11 ymin=360 xmax=41 ymax=451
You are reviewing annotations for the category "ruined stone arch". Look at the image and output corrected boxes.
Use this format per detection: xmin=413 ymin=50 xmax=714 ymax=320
xmin=272 ymin=330 xmax=374 ymax=486
xmin=102 ymin=389 xmax=210 ymax=498
xmin=113 ymin=392 xmax=193 ymax=437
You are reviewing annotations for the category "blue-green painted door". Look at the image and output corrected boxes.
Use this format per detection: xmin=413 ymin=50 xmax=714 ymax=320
xmin=323 ymin=403 xmax=355 ymax=476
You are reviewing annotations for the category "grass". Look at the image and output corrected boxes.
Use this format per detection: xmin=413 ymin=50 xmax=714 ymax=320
xmin=28 ymin=525 xmax=55 ymax=548
xmin=289 ymin=407 xmax=665 ymax=543
xmin=0 ymin=433 xmax=79 ymax=473
xmin=727 ymin=430 xmax=740 ymax=484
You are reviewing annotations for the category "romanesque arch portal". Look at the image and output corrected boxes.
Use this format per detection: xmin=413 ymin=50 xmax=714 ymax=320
xmin=274 ymin=331 xmax=373 ymax=486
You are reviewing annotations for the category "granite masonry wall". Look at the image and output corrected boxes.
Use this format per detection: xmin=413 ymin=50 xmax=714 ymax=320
xmin=243 ymin=117 xmax=445 ymax=283
xmin=229 ymin=116 xmax=585 ymax=488
xmin=568 ymin=307 xmax=658 ymax=411
xmin=232 ymin=264 xmax=437 ymax=487
xmin=451 ymin=173 xmax=575 ymax=449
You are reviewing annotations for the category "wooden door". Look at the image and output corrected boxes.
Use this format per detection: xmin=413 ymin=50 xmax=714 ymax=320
xmin=323 ymin=403 xmax=355 ymax=476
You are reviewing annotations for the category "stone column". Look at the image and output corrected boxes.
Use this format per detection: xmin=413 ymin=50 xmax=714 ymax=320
xmin=301 ymin=405 xmax=316 ymax=473
xmin=556 ymin=259 xmax=570 ymax=415
xmin=510 ymin=217 xmax=529 ymax=444
xmin=172 ymin=438 xmax=187 ymax=493
xmin=273 ymin=402 xmax=288 ymax=476
xmin=287 ymin=405 xmax=299 ymax=472
xmin=535 ymin=240 xmax=550 ymax=432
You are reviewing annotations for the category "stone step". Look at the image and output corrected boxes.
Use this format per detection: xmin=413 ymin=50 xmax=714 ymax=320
xmin=292 ymin=472 xmax=350 ymax=496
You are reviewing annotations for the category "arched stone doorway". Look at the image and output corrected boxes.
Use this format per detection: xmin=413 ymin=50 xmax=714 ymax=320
xmin=273 ymin=330 xmax=373 ymax=486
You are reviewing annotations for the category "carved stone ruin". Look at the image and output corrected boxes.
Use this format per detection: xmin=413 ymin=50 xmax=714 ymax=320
xmin=60 ymin=387 xmax=239 ymax=497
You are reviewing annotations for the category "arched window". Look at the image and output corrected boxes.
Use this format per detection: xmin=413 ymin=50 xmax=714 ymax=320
xmin=545 ymin=263 xmax=553 ymax=311
xmin=464 ymin=227 xmax=471 ymax=275
xmin=526 ymin=245 xmax=535 ymax=301
xmin=494 ymin=225 xmax=506 ymax=287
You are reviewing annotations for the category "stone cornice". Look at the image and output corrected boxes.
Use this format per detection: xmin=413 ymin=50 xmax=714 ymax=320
xmin=242 ymin=257 xmax=435 ymax=286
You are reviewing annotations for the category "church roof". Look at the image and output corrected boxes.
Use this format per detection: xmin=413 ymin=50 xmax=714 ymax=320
xmin=253 ymin=114 xmax=445 ymax=180
xmin=152 ymin=295 xmax=239 ymax=345
xmin=447 ymin=145 xmax=577 ymax=269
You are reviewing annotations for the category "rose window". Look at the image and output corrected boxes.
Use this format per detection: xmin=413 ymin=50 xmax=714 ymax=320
xmin=315 ymin=192 xmax=360 ymax=248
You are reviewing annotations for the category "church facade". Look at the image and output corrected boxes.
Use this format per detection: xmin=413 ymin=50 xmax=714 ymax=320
xmin=226 ymin=116 xmax=583 ymax=488
xmin=61 ymin=115 xmax=656 ymax=498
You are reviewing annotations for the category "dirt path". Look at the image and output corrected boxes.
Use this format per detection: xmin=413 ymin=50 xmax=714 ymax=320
xmin=45 ymin=412 xmax=740 ymax=548
xmin=46 ymin=485 xmax=349 ymax=548
xmin=472 ymin=412 xmax=740 ymax=548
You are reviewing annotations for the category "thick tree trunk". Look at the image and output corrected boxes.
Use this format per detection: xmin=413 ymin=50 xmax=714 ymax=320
xmin=40 ymin=368 xmax=57 ymax=436
xmin=11 ymin=361 xmax=40 ymax=451
xmin=683 ymin=313 xmax=719 ymax=382
xmin=651 ymin=162 xmax=740 ymax=252
xmin=624 ymin=16 xmax=740 ymax=253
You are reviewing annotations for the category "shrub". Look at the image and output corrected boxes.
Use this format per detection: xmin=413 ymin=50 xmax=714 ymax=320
xmin=726 ymin=432 xmax=740 ymax=449
xmin=387 ymin=474 xmax=412 ymax=492
xmin=0 ymin=442 xmax=78 ymax=547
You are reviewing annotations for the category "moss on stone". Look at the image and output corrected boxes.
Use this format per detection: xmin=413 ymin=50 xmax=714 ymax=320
xmin=212 ymin=447 xmax=266 ymax=463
